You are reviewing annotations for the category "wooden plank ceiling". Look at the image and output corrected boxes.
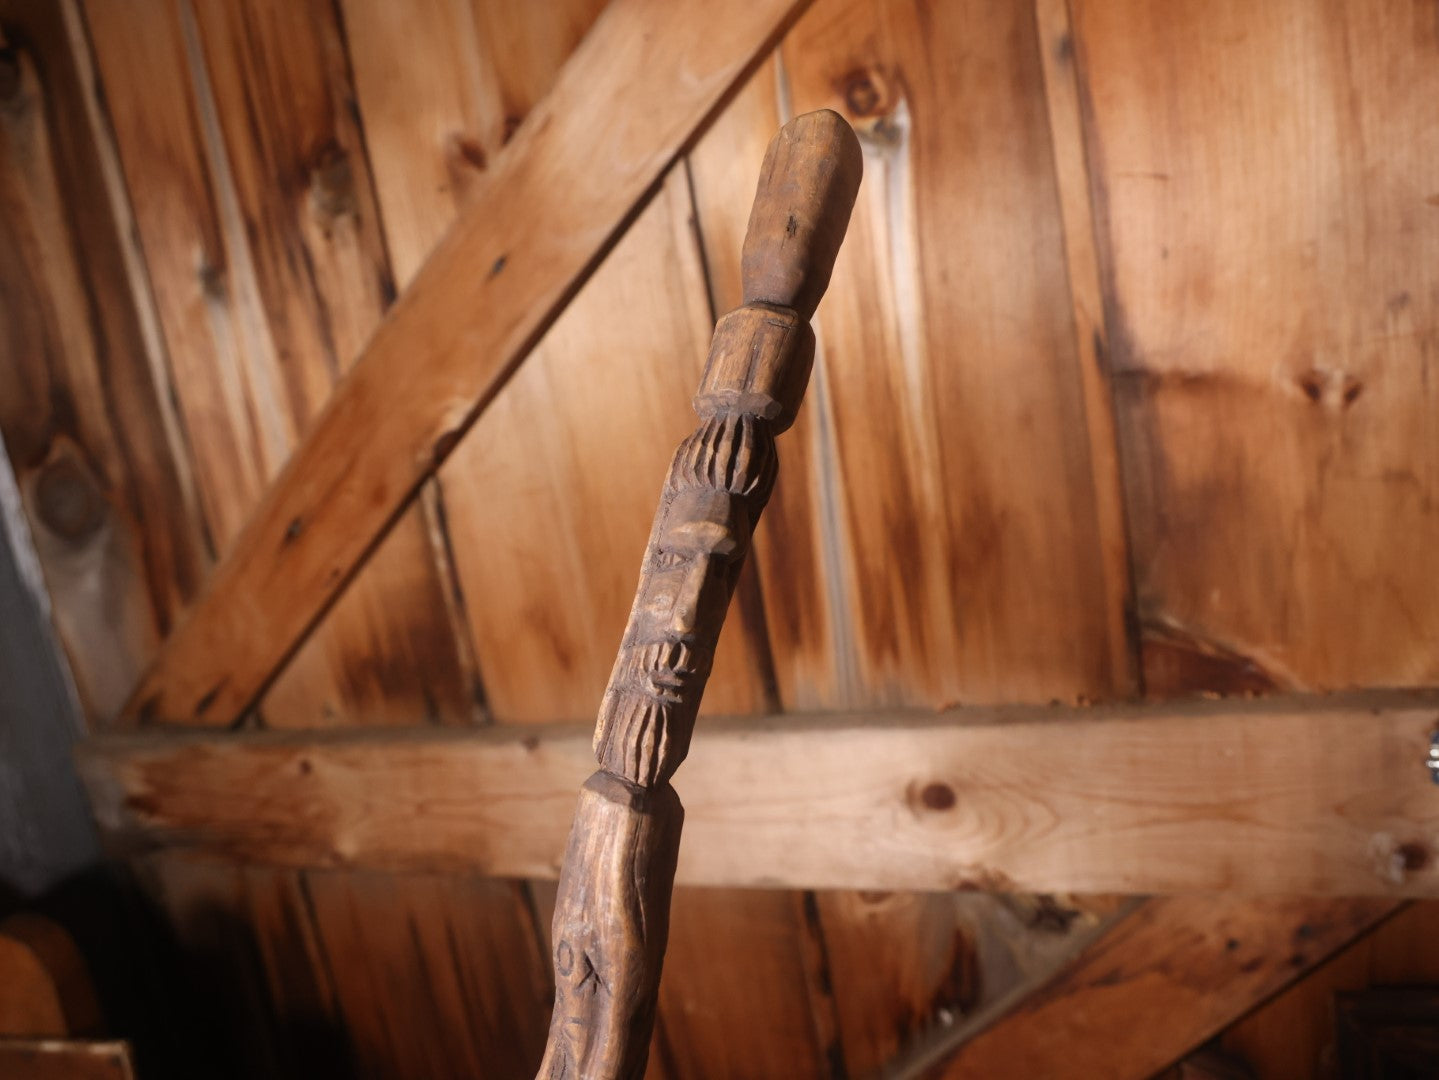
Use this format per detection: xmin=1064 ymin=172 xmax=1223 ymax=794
xmin=0 ymin=0 xmax=1436 ymax=1075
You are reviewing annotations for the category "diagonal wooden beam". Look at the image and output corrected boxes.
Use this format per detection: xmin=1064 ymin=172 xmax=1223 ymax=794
xmin=79 ymin=691 xmax=1439 ymax=895
xmin=900 ymin=895 xmax=1398 ymax=1079
xmin=116 ymin=0 xmax=816 ymax=729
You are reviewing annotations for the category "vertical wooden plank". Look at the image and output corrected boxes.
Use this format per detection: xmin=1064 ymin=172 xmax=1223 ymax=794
xmin=301 ymin=870 xmax=551 ymax=1080
xmin=656 ymin=889 xmax=832 ymax=1078
xmin=80 ymin=0 xmax=474 ymax=727
xmin=1032 ymin=0 xmax=1137 ymax=696
xmin=812 ymin=891 xmax=979 ymax=1075
xmin=691 ymin=0 xmax=1131 ymax=713
xmin=338 ymin=12 xmax=633 ymax=1078
xmin=336 ymin=0 xmax=499 ymax=289
xmin=183 ymin=0 xmax=480 ymax=727
xmin=687 ymin=3 xmax=1139 ymax=1075
xmin=441 ymin=167 xmax=772 ymax=724
xmin=1071 ymin=0 xmax=1439 ymax=691
xmin=230 ymin=868 xmax=355 ymax=1079
xmin=78 ymin=0 xmax=264 ymax=550
xmin=348 ymin=0 xmax=772 ymax=726
xmin=149 ymin=861 xmax=553 ymax=1080
xmin=340 ymin=0 xmax=609 ymax=290
xmin=338 ymin=0 xmax=617 ymax=724
xmin=0 ymin=0 xmax=209 ymax=720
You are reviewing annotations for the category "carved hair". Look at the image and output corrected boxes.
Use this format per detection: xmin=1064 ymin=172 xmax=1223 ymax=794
xmin=666 ymin=411 xmax=778 ymax=504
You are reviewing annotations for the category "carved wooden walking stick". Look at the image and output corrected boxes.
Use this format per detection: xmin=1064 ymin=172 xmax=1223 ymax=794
xmin=536 ymin=110 xmax=862 ymax=1080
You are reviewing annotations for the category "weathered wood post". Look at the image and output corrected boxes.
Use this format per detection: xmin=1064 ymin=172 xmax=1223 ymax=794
xmin=536 ymin=110 xmax=862 ymax=1079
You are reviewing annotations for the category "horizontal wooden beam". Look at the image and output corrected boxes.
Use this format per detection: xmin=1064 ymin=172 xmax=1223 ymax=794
xmin=79 ymin=692 xmax=1439 ymax=895
xmin=116 ymin=0 xmax=813 ymax=729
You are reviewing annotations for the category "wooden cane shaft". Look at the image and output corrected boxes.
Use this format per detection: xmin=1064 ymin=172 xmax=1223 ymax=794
xmin=537 ymin=774 xmax=683 ymax=1080
xmin=537 ymin=109 xmax=861 ymax=1080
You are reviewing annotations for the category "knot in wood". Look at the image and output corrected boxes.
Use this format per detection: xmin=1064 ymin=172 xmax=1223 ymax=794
xmin=838 ymin=67 xmax=894 ymax=119
xmin=33 ymin=454 xmax=106 ymax=542
xmin=307 ymin=139 xmax=357 ymax=219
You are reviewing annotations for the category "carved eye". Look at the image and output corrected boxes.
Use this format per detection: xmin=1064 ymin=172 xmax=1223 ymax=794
xmin=652 ymin=549 xmax=688 ymax=570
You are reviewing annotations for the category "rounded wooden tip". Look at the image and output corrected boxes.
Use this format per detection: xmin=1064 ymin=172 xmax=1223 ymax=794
xmin=740 ymin=109 xmax=863 ymax=320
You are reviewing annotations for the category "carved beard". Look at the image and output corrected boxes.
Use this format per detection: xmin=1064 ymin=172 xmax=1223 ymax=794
xmin=596 ymin=639 xmax=707 ymax=787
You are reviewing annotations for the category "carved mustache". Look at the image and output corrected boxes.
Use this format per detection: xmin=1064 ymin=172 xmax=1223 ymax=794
xmin=620 ymin=639 xmax=698 ymax=705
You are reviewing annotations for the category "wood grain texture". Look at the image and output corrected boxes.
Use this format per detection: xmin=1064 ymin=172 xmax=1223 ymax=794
xmin=814 ymin=891 xmax=1123 ymax=1076
xmin=653 ymin=889 xmax=834 ymax=1078
xmin=0 ymin=2 xmax=208 ymax=720
xmin=144 ymin=858 xmax=551 ymax=1080
xmin=1032 ymin=0 xmax=1137 ymax=698
xmin=345 ymin=11 xmax=819 ymax=1079
xmin=353 ymin=0 xmax=772 ymax=727
xmin=112 ymin=0 xmax=812 ymax=729
xmin=925 ymin=896 xmax=1393 ymax=1079
xmin=79 ymin=692 xmax=1439 ymax=895
xmin=689 ymin=0 xmax=1132 ymax=711
xmin=346 ymin=0 xmax=717 ymax=730
xmin=346 ymin=12 xmax=720 ymax=1080
xmin=79 ymin=0 xmax=474 ymax=727
xmin=534 ymin=108 xmax=860 ymax=1079
xmin=444 ymin=170 xmax=773 ymax=724
xmin=1216 ymin=902 xmax=1439 ymax=1079
xmin=300 ymin=869 xmax=552 ymax=1079
xmin=189 ymin=0 xmax=479 ymax=727
xmin=685 ymin=11 xmax=1145 ymax=1067
xmin=339 ymin=0 xmax=609 ymax=288
xmin=1071 ymin=0 xmax=1439 ymax=692
xmin=538 ymin=774 xmax=683 ymax=1079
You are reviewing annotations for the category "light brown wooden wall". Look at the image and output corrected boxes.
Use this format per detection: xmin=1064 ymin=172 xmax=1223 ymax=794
xmin=2 ymin=0 xmax=1436 ymax=1075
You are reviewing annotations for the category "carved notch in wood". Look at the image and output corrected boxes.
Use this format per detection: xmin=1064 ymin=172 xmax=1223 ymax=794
xmin=537 ymin=110 xmax=862 ymax=1080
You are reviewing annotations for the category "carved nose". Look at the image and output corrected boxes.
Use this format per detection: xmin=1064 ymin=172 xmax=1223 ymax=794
xmin=667 ymin=557 xmax=710 ymax=638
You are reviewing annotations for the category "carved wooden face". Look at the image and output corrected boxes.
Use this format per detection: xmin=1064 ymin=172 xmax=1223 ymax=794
xmin=594 ymin=485 xmax=751 ymax=784
xmin=624 ymin=486 xmax=749 ymax=697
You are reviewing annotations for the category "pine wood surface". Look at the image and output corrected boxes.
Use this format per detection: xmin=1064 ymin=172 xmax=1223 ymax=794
xmin=66 ymin=8 xmax=557 ymax=1079
xmin=112 ymin=0 xmax=813 ymax=732
xmin=6 ymin=0 xmax=1438 ymax=1074
xmin=0 ymin=0 xmax=208 ymax=720
xmin=688 ymin=0 xmax=1134 ymax=714
xmin=924 ymin=896 xmax=1395 ymax=1079
xmin=144 ymin=858 xmax=552 ymax=1079
xmin=679 ymin=1 xmax=1146 ymax=1066
xmin=339 ymin=0 xmax=613 ymax=725
xmin=341 ymin=9 xmax=813 ymax=1074
xmin=1215 ymin=902 xmax=1439 ymax=1080
xmin=535 ymin=109 xmax=863 ymax=1078
xmin=1072 ymin=0 xmax=1439 ymax=690
xmin=80 ymin=692 xmax=1439 ymax=896
xmin=79 ymin=0 xmax=475 ymax=729
xmin=445 ymin=169 xmax=772 ymax=725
